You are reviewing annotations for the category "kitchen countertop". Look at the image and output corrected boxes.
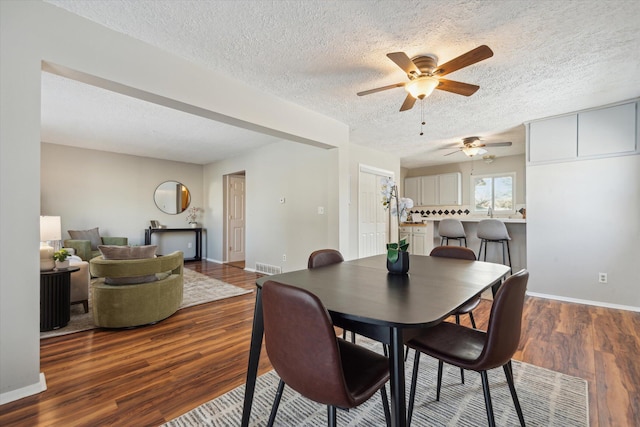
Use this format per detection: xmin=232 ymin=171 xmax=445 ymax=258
xmin=412 ymin=217 xmax=526 ymax=224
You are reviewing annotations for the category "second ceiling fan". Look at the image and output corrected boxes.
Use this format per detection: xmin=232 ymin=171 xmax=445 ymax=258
xmin=443 ymin=136 xmax=512 ymax=157
xmin=357 ymin=45 xmax=493 ymax=111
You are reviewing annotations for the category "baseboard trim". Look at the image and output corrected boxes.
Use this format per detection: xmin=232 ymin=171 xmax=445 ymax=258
xmin=0 ymin=372 xmax=47 ymax=405
xmin=204 ymin=257 xmax=223 ymax=264
xmin=527 ymin=291 xmax=640 ymax=312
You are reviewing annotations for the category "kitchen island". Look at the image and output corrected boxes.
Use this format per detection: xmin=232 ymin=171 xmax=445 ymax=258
xmin=418 ymin=217 xmax=527 ymax=274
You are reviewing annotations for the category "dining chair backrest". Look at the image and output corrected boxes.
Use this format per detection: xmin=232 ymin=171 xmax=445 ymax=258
xmin=308 ymin=249 xmax=344 ymax=269
xmin=477 ymin=269 xmax=529 ymax=370
xmin=438 ymin=218 xmax=467 ymax=238
xmin=429 ymin=245 xmax=476 ymax=260
xmin=477 ymin=219 xmax=511 ymax=241
xmin=262 ymin=280 xmax=353 ymax=407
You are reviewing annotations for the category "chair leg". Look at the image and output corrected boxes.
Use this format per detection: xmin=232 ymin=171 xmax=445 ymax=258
xmin=267 ymin=379 xmax=286 ymax=427
xmin=408 ymin=350 xmax=421 ymax=426
xmin=468 ymin=311 xmax=477 ymax=329
xmin=327 ymin=405 xmax=337 ymax=427
xmin=342 ymin=329 xmax=346 ymax=340
xmin=454 ymin=316 xmax=464 ymax=384
xmin=480 ymin=371 xmax=496 ymax=427
xmin=506 ymin=240 xmax=512 ymax=274
xmin=436 ymin=360 xmax=444 ymax=401
xmin=441 ymin=236 xmax=445 ymax=246
xmin=504 ymin=362 xmax=526 ymax=426
xmin=380 ymin=385 xmax=391 ymax=427
xmin=462 ymin=237 xmax=467 ymax=247
xmin=351 ymin=331 xmax=356 ymax=343
xmin=82 ymin=300 xmax=89 ymax=313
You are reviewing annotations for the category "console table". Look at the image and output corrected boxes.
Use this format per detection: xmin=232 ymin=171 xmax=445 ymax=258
xmin=144 ymin=227 xmax=203 ymax=261
xmin=40 ymin=266 xmax=79 ymax=331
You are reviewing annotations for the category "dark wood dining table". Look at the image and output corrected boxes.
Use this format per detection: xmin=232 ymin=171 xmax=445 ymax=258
xmin=240 ymin=254 xmax=511 ymax=427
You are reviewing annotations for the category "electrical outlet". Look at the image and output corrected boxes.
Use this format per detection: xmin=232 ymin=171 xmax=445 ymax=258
xmin=317 ymin=206 xmax=325 ymax=214
xmin=188 ymin=242 xmax=192 ymax=248
xmin=282 ymin=254 xmax=287 ymax=262
xmin=598 ymin=272 xmax=607 ymax=283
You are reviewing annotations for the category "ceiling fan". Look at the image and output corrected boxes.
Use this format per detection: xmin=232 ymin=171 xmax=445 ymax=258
xmin=357 ymin=45 xmax=493 ymax=111
xmin=443 ymin=136 xmax=512 ymax=157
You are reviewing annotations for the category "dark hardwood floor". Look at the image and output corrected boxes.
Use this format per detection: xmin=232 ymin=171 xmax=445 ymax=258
xmin=0 ymin=261 xmax=638 ymax=426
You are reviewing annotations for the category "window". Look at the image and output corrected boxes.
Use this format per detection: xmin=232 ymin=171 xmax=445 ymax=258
xmin=472 ymin=173 xmax=515 ymax=214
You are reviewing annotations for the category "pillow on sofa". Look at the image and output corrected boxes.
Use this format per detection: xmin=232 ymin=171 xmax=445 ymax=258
xmin=98 ymin=245 xmax=157 ymax=260
xmin=98 ymin=245 xmax=158 ymax=285
xmin=68 ymin=227 xmax=102 ymax=251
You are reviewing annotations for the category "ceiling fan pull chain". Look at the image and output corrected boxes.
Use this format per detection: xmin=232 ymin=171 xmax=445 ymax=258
xmin=419 ymin=99 xmax=425 ymax=136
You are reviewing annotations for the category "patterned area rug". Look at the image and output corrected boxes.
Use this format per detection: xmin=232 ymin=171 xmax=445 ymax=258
xmin=40 ymin=268 xmax=252 ymax=339
xmin=165 ymin=340 xmax=588 ymax=427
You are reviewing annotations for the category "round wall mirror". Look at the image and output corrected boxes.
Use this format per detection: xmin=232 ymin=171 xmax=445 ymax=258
xmin=154 ymin=181 xmax=191 ymax=214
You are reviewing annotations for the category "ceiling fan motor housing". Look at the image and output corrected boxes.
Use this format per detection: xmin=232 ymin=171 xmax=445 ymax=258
xmin=411 ymin=55 xmax=438 ymax=77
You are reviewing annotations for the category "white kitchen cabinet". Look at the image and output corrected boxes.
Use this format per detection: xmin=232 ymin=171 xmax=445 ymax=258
xmin=437 ymin=173 xmax=461 ymax=205
xmin=419 ymin=175 xmax=438 ymax=206
xmin=404 ymin=173 xmax=461 ymax=206
xmin=404 ymin=177 xmax=421 ymax=205
xmin=399 ymin=226 xmax=428 ymax=255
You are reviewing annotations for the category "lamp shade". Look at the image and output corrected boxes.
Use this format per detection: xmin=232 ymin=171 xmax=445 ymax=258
xmin=40 ymin=216 xmax=61 ymax=241
xmin=405 ymin=76 xmax=439 ymax=99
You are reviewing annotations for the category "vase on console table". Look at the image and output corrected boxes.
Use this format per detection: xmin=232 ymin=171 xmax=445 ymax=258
xmin=189 ymin=222 xmax=198 ymax=228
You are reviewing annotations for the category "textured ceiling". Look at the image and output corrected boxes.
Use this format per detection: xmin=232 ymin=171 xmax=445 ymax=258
xmin=42 ymin=0 xmax=640 ymax=168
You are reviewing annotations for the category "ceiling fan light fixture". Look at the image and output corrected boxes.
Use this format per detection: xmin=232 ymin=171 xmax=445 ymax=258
xmin=405 ymin=76 xmax=439 ymax=99
xmin=462 ymin=146 xmax=479 ymax=157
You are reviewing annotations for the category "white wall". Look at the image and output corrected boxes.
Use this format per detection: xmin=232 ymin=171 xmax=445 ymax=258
xmin=527 ymin=154 xmax=640 ymax=308
xmin=0 ymin=1 xmax=350 ymax=401
xmin=41 ymin=143 xmax=204 ymax=256
xmin=204 ymin=140 xmax=332 ymax=270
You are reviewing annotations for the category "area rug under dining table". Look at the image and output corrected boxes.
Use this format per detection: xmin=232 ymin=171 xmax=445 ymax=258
xmin=40 ymin=268 xmax=252 ymax=339
xmin=165 ymin=339 xmax=588 ymax=427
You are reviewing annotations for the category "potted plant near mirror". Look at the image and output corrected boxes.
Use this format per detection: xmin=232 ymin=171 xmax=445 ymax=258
xmin=186 ymin=206 xmax=201 ymax=228
xmin=381 ymin=177 xmax=414 ymax=274
xmin=53 ymin=248 xmax=70 ymax=270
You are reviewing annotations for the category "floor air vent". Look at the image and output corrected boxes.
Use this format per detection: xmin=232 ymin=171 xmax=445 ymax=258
xmin=255 ymin=263 xmax=282 ymax=275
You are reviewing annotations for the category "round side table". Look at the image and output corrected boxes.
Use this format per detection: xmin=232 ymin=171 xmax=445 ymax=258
xmin=40 ymin=266 xmax=79 ymax=331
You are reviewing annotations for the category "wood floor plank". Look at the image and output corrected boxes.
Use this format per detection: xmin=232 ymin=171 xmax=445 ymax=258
xmin=0 ymin=261 xmax=638 ymax=427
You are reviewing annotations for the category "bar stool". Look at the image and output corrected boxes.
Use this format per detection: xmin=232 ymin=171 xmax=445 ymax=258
xmin=438 ymin=218 xmax=467 ymax=246
xmin=477 ymin=219 xmax=512 ymax=274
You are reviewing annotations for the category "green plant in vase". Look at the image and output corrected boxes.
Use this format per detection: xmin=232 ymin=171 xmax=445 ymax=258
xmin=381 ymin=177 xmax=414 ymax=271
xmin=53 ymin=249 xmax=70 ymax=262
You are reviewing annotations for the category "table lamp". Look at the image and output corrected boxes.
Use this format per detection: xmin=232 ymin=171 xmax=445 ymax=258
xmin=40 ymin=216 xmax=61 ymax=271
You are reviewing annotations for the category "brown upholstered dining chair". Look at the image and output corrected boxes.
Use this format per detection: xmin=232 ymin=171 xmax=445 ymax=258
xmin=429 ymin=246 xmax=480 ymax=329
xmin=406 ymin=269 xmax=529 ymax=427
xmin=262 ymin=280 xmax=391 ymax=427
xmin=308 ymin=249 xmax=356 ymax=343
xmin=308 ymin=248 xmax=344 ymax=269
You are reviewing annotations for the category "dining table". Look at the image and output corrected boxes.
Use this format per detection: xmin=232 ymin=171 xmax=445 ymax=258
xmin=240 ymin=253 xmax=511 ymax=427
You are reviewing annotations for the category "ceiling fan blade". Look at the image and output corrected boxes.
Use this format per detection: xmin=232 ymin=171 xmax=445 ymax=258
xmin=436 ymin=79 xmax=480 ymax=96
xmin=444 ymin=149 xmax=461 ymax=156
xmin=399 ymin=94 xmax=417 ymax=111
xmin=484 ymin=141 xmax=513 ymax=147
xmin=387 ymin=52 xmax=420 ymax=75
xmin=357 ymin=82 xmax=406 ymax=96
xmin=434 ymin=45 xmax=494 ymax=77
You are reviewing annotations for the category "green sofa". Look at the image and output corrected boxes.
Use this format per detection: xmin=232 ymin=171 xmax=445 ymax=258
xmin=64 ymin=236 xmax=128 ymax=261
xmin=89 ymin=251 xmax=184 ymax=328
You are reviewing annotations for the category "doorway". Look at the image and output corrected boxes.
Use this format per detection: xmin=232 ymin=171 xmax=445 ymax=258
xmin=225 ymin=172 xmax=246 ymax=267
xmin=358 ymin=165 xmax=393 ymax=258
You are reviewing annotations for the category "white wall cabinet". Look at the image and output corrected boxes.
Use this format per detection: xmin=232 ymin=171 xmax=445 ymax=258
xmin=404 ymin=172 xmax=461 ymax=206
xmin=528 ymin=100 xmax=638 ymax=164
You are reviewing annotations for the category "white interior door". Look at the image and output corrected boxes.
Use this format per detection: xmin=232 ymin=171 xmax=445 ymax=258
xmin=227 ymin=175 xmax=245 ymax=263
xmin=358 ymin=166 xmax=392 ymax=258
